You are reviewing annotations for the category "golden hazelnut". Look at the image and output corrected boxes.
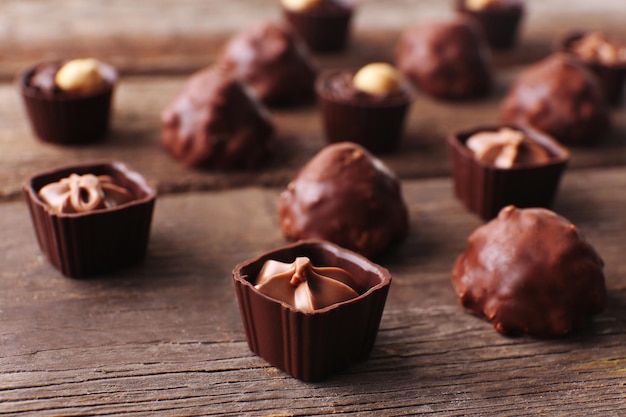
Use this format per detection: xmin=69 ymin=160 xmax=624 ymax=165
xmin=352 ymin=63 xmax=404 ymax=95
xmin=282 ymin=0 xmax=322 ymax=12
xmin=465 ymin=0 xmax=501 ymax=11
xmin=55 ymin=58 xmax=107 ymax=95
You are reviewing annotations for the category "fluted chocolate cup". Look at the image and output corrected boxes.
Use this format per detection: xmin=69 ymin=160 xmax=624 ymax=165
xmin=282 ymin=0 xmax=355 ymax=53
xmin=316 ymin=70 xmax=413 ymax=154
xmin=455 ymin=0 xmax=525 ymax=50
xmin=232 ymin=239 xmax=391 ymax=382
xmin=18 ymin=61 xmax=117 ymax=144
xmin=561 ymin=32 xmax=626 ymax=106
xmin=23 ymin=161 xmax=156 ymax=278
xmin=448 ymin=124 xmax=570 ymax=220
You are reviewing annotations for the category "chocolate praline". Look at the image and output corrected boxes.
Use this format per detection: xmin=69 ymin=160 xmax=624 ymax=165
xmin=396 ymin=16 xmax=493 ymax=100
xmin=232 ymin=239 xmax=392 ymax=381
xmin=452 ymin=205 xmax=606 ymax=338
xmin=217 ymin=21 xmax=318 ymax=106
xmin=561 ymin=31 xmax=626 ymax=106
xmin=278 ymin=142 xmax=409 ymax=258
xmin=455 ymin=0 xmax=525 ymax=50
xmin=161 ymin=66 xmax=275 ymax=170
xmin=282 ymin=0 xmax=355 ymax=53
xmin=316 ymin=68 xmax=414 ymax=153
xmin=23 ymin=161 xmax=156 ymax=278
xmin=448 ymin=124 xmax=570 ymax=220
xmin=19 ymin=59 xmax=117 ymax=144
xmin=501 ymin=53 xmax=611 ymax=144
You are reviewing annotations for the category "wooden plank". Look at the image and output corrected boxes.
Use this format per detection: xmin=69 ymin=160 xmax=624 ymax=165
xmin=2 ymin=71 xmax=626 ymax=201
xmin=1 ymin=166 xmax=625 ymax=415
xmin=1 ymin=0 xmax=626 ymax=78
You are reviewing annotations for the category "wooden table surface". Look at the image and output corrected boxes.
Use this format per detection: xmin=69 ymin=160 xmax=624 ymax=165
xmin=1 ymin=1 xmax=625 ymax=415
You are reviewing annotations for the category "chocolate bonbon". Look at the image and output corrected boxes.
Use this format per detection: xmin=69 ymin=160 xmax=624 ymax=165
xmin=278 ymin=142 xmax=409 ymax=257
xmin=455 ymin=0 xmax=525 ymax=50
xmin=161 ymin=66 xmax=275 ymax=170
xmin=232 ymin=240 xmax=391 ymax=381
xmin=452 ymin=206 xmax=606 ymax=338
xmin=19 ymin=58 xmax=117 ymax=144
xmin=396 ymin=17 xmax=493 ymax=99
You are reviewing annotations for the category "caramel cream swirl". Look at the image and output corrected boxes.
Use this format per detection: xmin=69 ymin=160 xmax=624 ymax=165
xmin=255 ymin=257 xmax=359 ymax=312
xmin=38 ymin=173 xmax=134 ymax=214
xmin=466 ymin=128 xmax=551 ymax=168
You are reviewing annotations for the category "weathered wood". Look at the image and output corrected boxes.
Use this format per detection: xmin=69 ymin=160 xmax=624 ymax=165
xmin=1 ymin=167 xmax=625 ymax=416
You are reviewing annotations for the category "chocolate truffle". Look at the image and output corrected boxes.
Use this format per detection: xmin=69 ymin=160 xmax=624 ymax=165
xmin=19 ymin=58 xmax=117 ymax=144
xmin=501 ymin=53 xmax=611 ymax=144
xmin=396 ymin=17 xmax=493 ymax=100
xmin=455 ymin=0 xmax=525 ymax=50
xmin=449 ymin=124 xmax=569 ymax=220
xmin=278 ymin=142 xmax=409 ymax=258
xmin=23 ymin=161 xmax=156 ymax=278
xmin=562 ymin=31 xmax=626 ymax=106
xmin=218 ymin=21 xmax=318 ymax=106
xmin=281 ymin=0 xmax=355 ymax=53
xmin=452 ymin=206 xmax=606 ymax=338
xmin=161 ymin=66 xmax=275 ymax=170
xmin=232 ymin=240 xmax=392 ymax=381
xmin=316 ymin=63 xmax=414 ymax=153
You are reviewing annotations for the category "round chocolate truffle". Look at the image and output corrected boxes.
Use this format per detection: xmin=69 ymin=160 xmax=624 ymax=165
xmin=217 ymin=21 xmax=318 ymax=106
xmin=161 ymin=66 xmax=275 ymax=170
xmin=396 ymin=17 xmax=493 ymax=100
xmin=278 ymin=142 xmax=409 ymax=258
xmin=501 ymin=53 xmax=611 ymax=144
xmin=452 ymin=205 xmax=606 ymax=338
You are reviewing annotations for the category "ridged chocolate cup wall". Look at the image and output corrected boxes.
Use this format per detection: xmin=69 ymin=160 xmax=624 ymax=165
xmin=455 ymin=0 xmax=525 ymax=50
xmin=282 ymin=1 xmax=354 ymax=53
xmin=560 ymin=31 xmax=626 ymax=106
xmin=316 ymin=70 xmax=413 ymax=153
xmin=23 ymin=161 xmax=156 ymax=278
xmin=448 ymin=124 xmax=570 ymax=220
xmin=18 ymin=62 xmax=117 ymax=145
xmin=232 ymin=240 xmax=391 ymax=382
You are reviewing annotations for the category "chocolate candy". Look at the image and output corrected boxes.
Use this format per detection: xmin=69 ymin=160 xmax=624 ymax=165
xmin=218 ymin=21 xmax=318 ymax=106
xmin=501 ymin=53 xmax=611 ymax=144
xmin=396 ymin=16 xmax=493 ymax=99
xmin=161 ymin=65 xmax=275 ymax=170
xmin=19 ymin=59 xmax=117 ymax=144
xmin=278 ymin=142 xmax=409 ymax=257
xmin=232 ymin=240 xmax=392 ymax=381
xmin=316 ymin=64 xmax=413 ymax=153
xmin=455 ymin=0 xmax=525 ymax=50
xmin=452 ymin=206 xmax=606 ymax=338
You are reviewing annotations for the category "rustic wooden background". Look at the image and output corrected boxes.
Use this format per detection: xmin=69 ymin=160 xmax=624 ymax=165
xmin=1 ymin=1 xmax=625 ymax=415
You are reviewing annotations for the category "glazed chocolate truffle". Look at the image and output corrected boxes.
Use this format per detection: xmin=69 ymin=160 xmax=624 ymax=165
xmin=455 ymin=0 xmax=525 ymax=50
xmin=501 ymin=53 xmax=611 ymax=144
xmin=278 ymin=142 xmax=409 ymax=258
xmin=161 ymin=66 xmax=275 ymax=170
xmin=232 ymin=240 xmax=392 ymax=381
xmin=562 ymin=31 xmax=626 ymax=106
xmin=449 ymin=124 xmax=569 ymax=220
xmin=281 ymin=0 xmax=355 ymax=53
xmin=316 ymin=63 xmax=414 ymax=153
xmin=19 ymin=58 xmax=117 ymax=144
xmin=396 ymin=17 xmax=493 ymax=99
xmin=452 ymin=206 xmax=606 ymax=338
xmin=218 ymin=21 xmax=318 ymax=106
xmin=23 ymin=161 xmax=156 ymax=278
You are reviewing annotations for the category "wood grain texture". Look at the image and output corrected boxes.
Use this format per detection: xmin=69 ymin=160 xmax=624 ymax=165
xmin=1 ymin=167 xmax=625 ymax=416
